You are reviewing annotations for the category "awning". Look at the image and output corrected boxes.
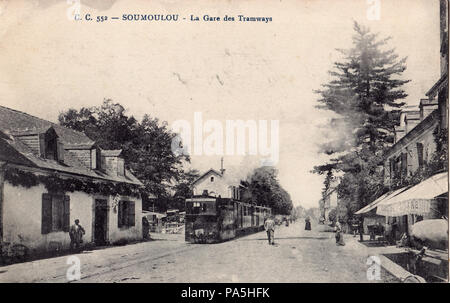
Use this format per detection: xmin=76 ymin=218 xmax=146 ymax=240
xmin=377 ymin=172 xmax=448 ymax=217
xmin=354 ymin=187 xmax=409 ymax=215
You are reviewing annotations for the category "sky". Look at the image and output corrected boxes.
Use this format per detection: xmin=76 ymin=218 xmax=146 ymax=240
xmin=0 ymin=0 xmax=441 ymax=209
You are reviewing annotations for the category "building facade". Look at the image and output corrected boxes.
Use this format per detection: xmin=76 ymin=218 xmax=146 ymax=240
xmin=0 ymin=106 xmax=144 ymax=257
xmin=378 ymin=0 xmax=448 ymax=240
xmin=192 ymin=168 xmax=242 ymax=200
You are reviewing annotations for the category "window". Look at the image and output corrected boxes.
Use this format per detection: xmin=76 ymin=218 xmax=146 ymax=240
xmin=416 ymin=143 xmax=424 ymax=169
xmin=210 ymin=176 xmax=214 ymax=182
xmin=118 ymin=201 xmax=135 ymax=228
xmin=45 ymin=137 xmax=58 ymax=160
xmin=42 ymin=193 xmax=70 ymax=234
xmin=117 ymin=158 xmax=125 ymax=176
xmin=401 ymin=153 xmax=408 ymax=180
xmin=91 ymin=148 xmax=102 ymax=170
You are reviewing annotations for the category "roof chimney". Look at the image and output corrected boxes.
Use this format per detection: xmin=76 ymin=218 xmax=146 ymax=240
xmin=220 ymin=157 xmax=226 ymax=175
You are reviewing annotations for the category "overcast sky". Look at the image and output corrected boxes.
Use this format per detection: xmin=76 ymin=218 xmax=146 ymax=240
xmin=0 ymin=0 xmax=441 ymax=208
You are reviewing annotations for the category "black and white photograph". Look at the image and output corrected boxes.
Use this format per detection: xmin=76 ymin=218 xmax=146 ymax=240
xmin=0 ymin=0 xmax=448 ymax=286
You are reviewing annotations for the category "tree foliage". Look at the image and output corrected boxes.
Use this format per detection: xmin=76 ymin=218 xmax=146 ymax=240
xmin=243 ymin=167 xmax=293 ymax=215
xmin=58 ymin=99 xmax=191 ymax=200
xmin=313 ymin=22 xmax=410 ymax=215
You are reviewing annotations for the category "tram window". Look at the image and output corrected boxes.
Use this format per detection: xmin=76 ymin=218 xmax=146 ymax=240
xmin=193 ymin=202 xmax=201 ymax=207
xmin=202 ymin=204 xmax=208 ymax=212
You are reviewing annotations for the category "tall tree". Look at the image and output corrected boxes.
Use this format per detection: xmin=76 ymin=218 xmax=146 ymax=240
xmin=58 ymin=99 xmax=191 ymax=200
xmin=314 ymin=22 xmax=410 ymax=214
xmin=244 ymin=166 xmax=293 ymax=215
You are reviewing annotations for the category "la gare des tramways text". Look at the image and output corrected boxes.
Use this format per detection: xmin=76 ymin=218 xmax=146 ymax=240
xmin=81 ymin=14 xmax=273 ymax=23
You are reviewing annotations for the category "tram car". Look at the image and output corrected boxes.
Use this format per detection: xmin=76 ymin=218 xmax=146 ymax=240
xmin=185 ymin=195 xmax=272 ymax=244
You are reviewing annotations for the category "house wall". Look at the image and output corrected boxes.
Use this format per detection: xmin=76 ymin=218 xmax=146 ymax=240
xmin=107 ymin=195 xmax=142 ymax=243
xmin=67 ymin=149 xmax=92 ymax=169
xmin=2 ymin=181 xmax=142 ymax=253
xmin=384 ymin=121 xmax=438 ymax=186
xmin=2 ymin=182 xmax=93 ymax=252
xmin=102 ymin=156 xmax=118 ymax=174
xmin=193 ymin=173 xmax=232 ymax=198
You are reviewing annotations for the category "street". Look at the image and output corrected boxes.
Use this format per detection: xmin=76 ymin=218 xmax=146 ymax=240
xmin=0 ymin=221 xmax=398 ymax=283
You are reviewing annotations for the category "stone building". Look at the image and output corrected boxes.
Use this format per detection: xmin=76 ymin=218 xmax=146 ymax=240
xmin=0 ymin=106 xmax=143 ymax=257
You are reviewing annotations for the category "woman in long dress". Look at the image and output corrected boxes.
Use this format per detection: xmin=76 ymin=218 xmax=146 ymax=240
xmin=305 ymin=216 xmax=311 ymax=230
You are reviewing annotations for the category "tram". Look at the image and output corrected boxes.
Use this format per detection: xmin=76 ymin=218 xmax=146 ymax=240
xmin=185 ymin=195 xmax=272 ymax=244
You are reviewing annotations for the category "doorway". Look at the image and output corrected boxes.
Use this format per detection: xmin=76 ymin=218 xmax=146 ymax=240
xmin=94 ymin=199 xmax=108 ymax=245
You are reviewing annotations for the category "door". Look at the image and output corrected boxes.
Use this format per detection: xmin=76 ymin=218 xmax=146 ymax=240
xmin=94 ymin=199 xmax=108 ymax=245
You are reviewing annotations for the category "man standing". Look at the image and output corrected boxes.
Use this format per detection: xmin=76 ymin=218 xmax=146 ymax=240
xmin=69 ymin=219 xmax=86 ymax=250
xmin=264 ymin=216 xmax=275 ymax=245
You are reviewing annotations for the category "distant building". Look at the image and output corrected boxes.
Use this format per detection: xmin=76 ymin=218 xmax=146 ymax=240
xmin=191 ymin=166 xmax=243 ymax=201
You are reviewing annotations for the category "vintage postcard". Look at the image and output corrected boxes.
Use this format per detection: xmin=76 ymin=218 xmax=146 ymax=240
xmin=0 ymin=0 xmax=448 ymax=286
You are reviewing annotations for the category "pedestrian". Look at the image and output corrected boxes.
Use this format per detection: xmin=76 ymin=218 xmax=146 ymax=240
xmin=335 ymin=221 xmax=345 ymax=246
xmin=264 ymin=216 xmax=275 ymax=245
xmin=304 ymin=216 xmax=311 ymax=231
xmin=142 ymin=217 xmax=150 ymax=240
xmin=358 ymin=219 xmax=364 ymax=242
xmin=69 ymin=219 xmax=86 ymax=250
xmin=351 ymin=218 xmax=359 ymax=237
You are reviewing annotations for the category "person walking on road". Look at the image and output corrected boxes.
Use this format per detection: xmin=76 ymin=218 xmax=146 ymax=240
xmin=264 ymin=216 xmax=275 ymax=245
xmin=358 ymin=219 xmax=364 ymax=242
xmin=69 ymin=219 xmax=86 ymax=250
xmin=305 ymin=216 xmax=311 ymax=231
xmin=335 ymin=221 xmax=345 ymax=246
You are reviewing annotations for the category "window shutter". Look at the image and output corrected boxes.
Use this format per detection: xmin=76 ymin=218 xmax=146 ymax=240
xmin=401 ymin=153 xmax=408 ymax=178
xmin=416 ymin=143 xmax=424 ymax=169
xmin=389 ymin=158 xmax=395 ymax=180
xmin=91 ymin=149 xmax=97 ymax=170
xmin=41 ymin=193 xmax=52 ymax=234
xmin=128 ymin=201 xmax=135 ymax=226
xmin=38 ymin=134 xmax=46 ymax=158
xmin=57 ymin=139 xmax=65 ymax=163
xmin=63 ymin=195 xmax=70 ymax=232
xmin=118 ymin=201 xmax=123 ymax=228
xmin=96 ymin=147 xmax=102 ymax=170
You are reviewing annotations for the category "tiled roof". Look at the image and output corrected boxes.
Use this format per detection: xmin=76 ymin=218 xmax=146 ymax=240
xmin=0 ymin=106 xmax=142 ymax=186
xmin=193 ymin=169 xmax=224 ymax=185
xmin=0 ymin=106 xmax=94 ymax=145
xmin=0 ymin=137 xmax=35 ymax=166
